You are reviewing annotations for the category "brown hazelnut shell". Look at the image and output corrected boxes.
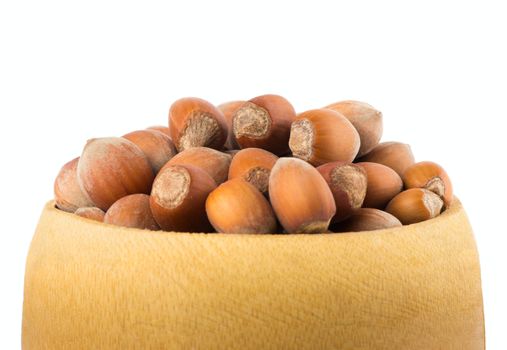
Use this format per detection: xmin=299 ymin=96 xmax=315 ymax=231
xmin=169 ymin=97 xmax=228 ymax=152
xmin=77 ymin=138 xmax=154 ymax=211
xmin=123 ymin=130 xmax=177 ymax=174
xmin=386 ymin=188 xmax=444 ymax=225
xmin=150 ymin=164 xmax=216 ymax=232
xmin=146 ymin=126 xmax=171 ymax=138
xmin=168 ymin=147 xmax=232 ymax=185
xmin=317 ymin=162 xmax=367 ymax=222
xmin=228 ymin=148 xmax=278 ymax=194
xmin=331 ymin=208 xmax=402 ymax=232
xmin=357 ymin=162 xmax=403 ymax=209
xmin=325 ymin=100 xmax=383 ymax=157
xmin=232 ymin=94 xmax=296 ymax=155
xmin=289 ymin=109 xmax=360 ymax=166
xmin=74 ymin=207 xmax=105 ymax=222
xmin=54 ymin=157 xmax=94 ymax=212
xmin=269 ymin=158 xmax=336 ymax=233
xmin=206 ymin=178 xmax=277 ymax=234
xmin=104 ymin=194 xmax=160 ymax=230
xmin=403 ymin=161 xmax=453 ymax=208
xmin=357 ymin=141 xmax=415 ymax=177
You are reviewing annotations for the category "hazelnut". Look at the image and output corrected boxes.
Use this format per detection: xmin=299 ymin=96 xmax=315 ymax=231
xmin=325 ymin=100 xmax=383 ymax=157
xmin=357 ymin=162 xmax=403 ymax=209
xmin=77 ymin=138 xmax=154 ymax=211
xmin=74 ymin=207 xmax=105 ymax=222
xmin=289 ymin=109 xmax=360 ymax=166
xmin=146 ymin=126 xmax=171 ymax=138
xmin=217 ymin=100 xmax=245 ymax=150
xmin=357 ymin=141 xmax=415 ymax=177
xmin=331 ymin=208 xmax=402 ymax=232
xmin=54 ymin=157 xmax=94 ymax=212
xmin=123 ymin=130 xmax=177 ymax=174
xmin=168 ymin=147 xmax=232 ymax=185
xmin=232 ymin=94 xmax=296 ymax=155
xmin=150 ymin=164 xmax=216 ymax=232
xmin=386 ymin=188 xmax=444 ymax=224
xmin=228 ymin=148 xmax=278 ymax=195
xmin=269 ymin=158 xmax=336 ymax=233
xmin=317 ymin=162 xmax=367 ymax=222
xmin=206 ymin=178 xmax=277 ymax=233
xmin=169 ymin=97 xmax=228 ymax=152
xmin=104 ymin=194 xmax=160 ymax=230
xmin=403 ymin=161 xmax=453 ymax=207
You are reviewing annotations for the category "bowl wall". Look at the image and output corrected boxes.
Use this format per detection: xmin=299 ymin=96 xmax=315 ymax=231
xmin=22 ymin=199 xmax=484 ymax=349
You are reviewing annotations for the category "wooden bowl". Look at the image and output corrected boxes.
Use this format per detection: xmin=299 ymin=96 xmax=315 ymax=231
xmin=22 ymin=199 xmax=484 ymax=349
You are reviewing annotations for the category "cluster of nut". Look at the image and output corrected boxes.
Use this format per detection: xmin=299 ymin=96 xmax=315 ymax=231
xmin=54 ymin=95 xmax=453 ymax=234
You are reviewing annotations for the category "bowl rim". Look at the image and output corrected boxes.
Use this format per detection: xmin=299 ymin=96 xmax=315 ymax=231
xmin=44 ymin=197 xmax=464 ymax=237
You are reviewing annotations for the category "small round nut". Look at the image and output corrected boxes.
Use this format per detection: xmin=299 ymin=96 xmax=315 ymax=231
xmin=403 ymin=161 xmax=453 ymax=208
xmin=269 ymin=158 xmax=336 ymax=233
xmin=77 ymin=138 xmax=154 ymax=211
xmin=123 ymin=130 xmax=177 ymax=174
xmin=206 ymin=178 xmax=277 ymax=234
xmin=150 ymin=164 xmax=216 ymax=232
xmin=325 ymin=100 xmax=383 ymax=157
xmin=357 ymin=141 xmax=415 ymax=177
xmin=168 ymin=147 xmax=232 ymax=185
xmin=357 ymin=162 xmax=403 ymax=209
xmin=386 ymin=188 xmax=444 ymax=225
xmin=228 ymin=148 xmax=278 ymax=195
xmin=54 ymin=157 xmax=94 ymax=212
xmin=331 ymin=208 xmax=402 ymax=232
xmin=232 ymin=94 xmax=296 ymax=155
xmin=317 ymin=162 xmax=367 ymax=222
xmin=289 ymin=109 xmax=360 ymax=166
xmin=74 ymin=207 xmax=105 ymax=222
xmin=104 ymin=194 xmax=160 ymax=230
xmin=169 ymin=97 xmax=228 ymax=152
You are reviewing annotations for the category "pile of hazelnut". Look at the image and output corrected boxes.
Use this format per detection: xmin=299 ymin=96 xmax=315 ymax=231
xmin=54 ymin=95 xmax=453 ymax=234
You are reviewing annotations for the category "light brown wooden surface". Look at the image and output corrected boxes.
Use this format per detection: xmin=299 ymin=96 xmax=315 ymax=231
xmin=22 ymin=199 xmax=484 ymax=349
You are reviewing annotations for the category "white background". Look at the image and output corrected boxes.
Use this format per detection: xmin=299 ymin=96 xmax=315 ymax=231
xmin=1 ymin=0 xmax=505 ymax=348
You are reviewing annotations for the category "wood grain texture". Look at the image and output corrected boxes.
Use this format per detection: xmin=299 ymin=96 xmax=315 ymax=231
xmin=22 ymin=199 xmax=484 ymax=349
